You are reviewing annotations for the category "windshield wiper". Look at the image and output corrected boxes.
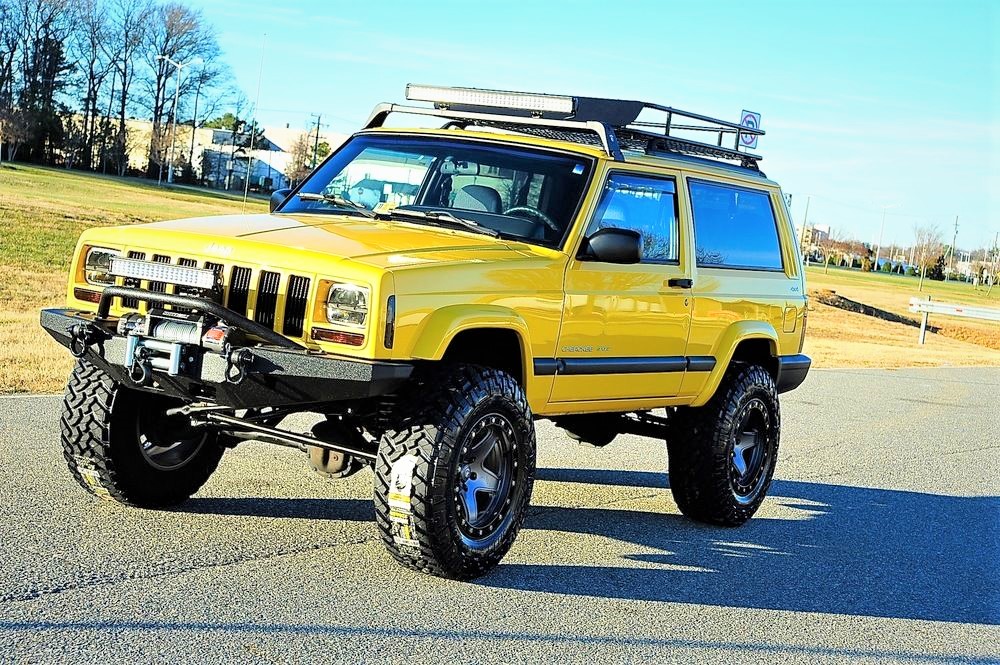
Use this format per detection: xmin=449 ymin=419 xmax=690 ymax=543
xmin=378 ymin=208 xmax=499 ymax=238
xmin=297 ymin=192 xmax=375 ymax=217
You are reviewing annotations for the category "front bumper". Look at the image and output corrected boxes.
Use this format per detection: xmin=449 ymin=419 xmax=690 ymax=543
xmin=40 ymin=308 xmax=412 ymax=408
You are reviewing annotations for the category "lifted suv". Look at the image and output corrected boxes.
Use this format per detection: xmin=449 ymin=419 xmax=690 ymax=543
xmin=41 ymin=85 xmax=809 ymax=580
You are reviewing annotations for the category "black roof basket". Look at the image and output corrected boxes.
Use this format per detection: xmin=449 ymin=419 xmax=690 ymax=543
xmin=364 ymin=85 xmax=765 ymax=171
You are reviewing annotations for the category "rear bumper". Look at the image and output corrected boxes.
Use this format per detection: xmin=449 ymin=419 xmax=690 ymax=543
xmin=776 ymin=354 xmax=811 ymax=394
xmin=40 ymin=308 xmax=412 ymax=408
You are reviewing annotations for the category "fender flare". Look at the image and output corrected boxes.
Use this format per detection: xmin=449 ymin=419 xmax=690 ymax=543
xmin=408 ymin=304 xmax=531 ymax=372
xmin=691 ymin=321 xmax=779 ymax=407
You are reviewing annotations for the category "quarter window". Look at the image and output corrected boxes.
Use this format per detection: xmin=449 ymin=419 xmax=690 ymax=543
xmin=586 ymin=174 xmax=679 ymax=263
xmin=689 ymin=180 xmax=783 ymax=270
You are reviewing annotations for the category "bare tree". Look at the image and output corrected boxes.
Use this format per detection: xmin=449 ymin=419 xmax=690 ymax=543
xmin=286 ymin=132 xmax=312 ymax=186
xmin=67 ymin=0 xmax=113 ymax=170
xmin=912 ymin=224 xmax=943 ymax=291
xmin=141 ymin=2 xmax=220 ymax=179
xmin=819 ymin=228 xmax=842 ymax=273
xmin=6 ymin=0 xmax=75 ymax=163
xmin=103 ymin=0 xmax=152 ymax=175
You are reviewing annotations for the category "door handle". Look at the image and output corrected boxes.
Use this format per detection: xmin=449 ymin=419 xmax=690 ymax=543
xmin=667 ymin=278 xmax=693 ymax=289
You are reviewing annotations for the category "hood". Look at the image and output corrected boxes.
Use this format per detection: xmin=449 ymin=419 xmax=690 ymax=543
xmin=124 ymin=213 xmax=542 ymax=269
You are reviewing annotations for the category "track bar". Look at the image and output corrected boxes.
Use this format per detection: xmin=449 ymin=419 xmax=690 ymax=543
xmin=203 ymin=411 xmax=377 ymax=461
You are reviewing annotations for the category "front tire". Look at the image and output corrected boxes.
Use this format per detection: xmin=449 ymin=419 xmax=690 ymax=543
xmin=374 ymin=365 xmax=536 ymax=580
xmin=60 ymin=360 xmax=224 ymax=507
xmin=667 ymin=363 xmax=780 ymax=526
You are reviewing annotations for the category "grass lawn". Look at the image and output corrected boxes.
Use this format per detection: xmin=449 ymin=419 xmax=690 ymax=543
xmin=1 ymin=162 xmax=997 ymax=392
xmin=0 ymin=163 xmax=267 ymax=394
xmin=803 ymin=264 xmax=1000 ymax=369
xmin=806 ymin=264 xmax=999 ymax=309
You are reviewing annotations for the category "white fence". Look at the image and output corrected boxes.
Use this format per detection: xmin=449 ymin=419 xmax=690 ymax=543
xmin=908 ymin=297 xmax=1000 ymax=344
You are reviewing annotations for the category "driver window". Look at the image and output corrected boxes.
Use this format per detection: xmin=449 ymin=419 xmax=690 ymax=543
xmin=586 ymin=173 xmax=679 ymax=263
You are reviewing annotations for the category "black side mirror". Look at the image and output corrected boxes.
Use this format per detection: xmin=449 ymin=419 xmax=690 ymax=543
xmin=269 ymin=188 xmax=292 ymax=213
xmin=582 ymin=227 xmax=642 ymax=264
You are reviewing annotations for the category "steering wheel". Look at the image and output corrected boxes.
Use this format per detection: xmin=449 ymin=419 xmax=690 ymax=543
xmin=502 ymin=205 xmax=560 ymax=233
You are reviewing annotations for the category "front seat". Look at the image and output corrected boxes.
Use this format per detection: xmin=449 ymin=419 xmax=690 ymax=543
xmin=453 ymin=184 xmax=502 ymax=213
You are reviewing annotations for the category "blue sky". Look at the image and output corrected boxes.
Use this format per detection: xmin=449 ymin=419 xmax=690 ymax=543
xmin=198 ymin=0 xmax=999 ymax=251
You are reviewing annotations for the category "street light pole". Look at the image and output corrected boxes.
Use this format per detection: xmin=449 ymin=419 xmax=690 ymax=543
xmin=154 ymin=55 xmax=202 ymax=185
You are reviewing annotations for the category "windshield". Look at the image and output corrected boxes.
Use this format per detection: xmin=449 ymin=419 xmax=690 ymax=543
xmin=278 ymin=134 xmax=594 ymax=248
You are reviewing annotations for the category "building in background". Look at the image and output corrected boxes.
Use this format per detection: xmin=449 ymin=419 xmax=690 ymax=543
xmin=115 ymin=119 xmax=345 ymax=193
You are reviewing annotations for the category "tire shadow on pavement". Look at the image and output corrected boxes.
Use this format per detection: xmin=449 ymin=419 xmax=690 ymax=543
xmin=487 ymin=469 xmax=999 ymax=625
xmin=177 ymin=497 xmax=373 ymax=521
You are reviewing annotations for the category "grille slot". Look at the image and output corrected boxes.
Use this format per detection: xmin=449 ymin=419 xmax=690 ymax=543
xmin=254 ymin=270 xmax=281 ymax=328
xmin=282 ymin=275 xmax=311 ymax=337
xmin=121 ymin=250 xmax=145 ymax=309
xmin=228 ymin=266 xmax=252 ymax=315
xmin=149 ymin=254 xmax=172 ymax=294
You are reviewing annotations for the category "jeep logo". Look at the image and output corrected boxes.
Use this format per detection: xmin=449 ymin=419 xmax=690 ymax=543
xmin=205 ymin=243 xmax=233 ymax=257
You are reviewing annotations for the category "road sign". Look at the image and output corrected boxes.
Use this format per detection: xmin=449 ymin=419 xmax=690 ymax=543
xmin=740 ymin=110 xmax=761 ymax=150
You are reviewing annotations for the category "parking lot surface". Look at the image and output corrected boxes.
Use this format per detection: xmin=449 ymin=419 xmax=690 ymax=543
xmin=1 ymin=367 xmax=997 ymax=663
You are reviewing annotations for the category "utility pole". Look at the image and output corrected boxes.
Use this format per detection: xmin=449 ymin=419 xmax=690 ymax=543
xmin=310 ymin=113 xmax=322 ymax=169
xmin=188 ymin=75 xmax=203 ymax=184
xmin=873 ymin=206 xmax=887 ymax=272
xmin=798 ymin=195 xmax=811 ymax=254
xmin=945 ymin=215 xmax=958 ymax=282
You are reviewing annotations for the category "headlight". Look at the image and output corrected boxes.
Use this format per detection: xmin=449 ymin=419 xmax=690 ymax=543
xmin=84 ymin=247 xmax=121 ymax=286
xmin=325 ymin=283 xmax=369 ymax=328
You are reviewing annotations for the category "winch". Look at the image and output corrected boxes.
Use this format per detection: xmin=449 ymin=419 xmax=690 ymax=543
xmin=118 ymin=309 xmax=231 ymax=385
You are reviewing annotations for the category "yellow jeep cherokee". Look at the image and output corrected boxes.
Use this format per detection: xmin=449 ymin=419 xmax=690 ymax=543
xmin=41 ymin=85 xmax=809 ymax=580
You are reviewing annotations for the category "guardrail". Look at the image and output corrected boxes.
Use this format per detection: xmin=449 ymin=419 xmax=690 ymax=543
xmin=908 ymin=297 xmax=1000 ymax=344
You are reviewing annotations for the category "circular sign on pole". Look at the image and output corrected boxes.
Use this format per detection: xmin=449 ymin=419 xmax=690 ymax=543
xmin=740 ymin=110 xmax=761 ymax=150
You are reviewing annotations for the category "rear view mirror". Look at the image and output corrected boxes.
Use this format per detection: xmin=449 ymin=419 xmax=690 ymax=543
xmin=440 ymin=159 xmax=479 ymax=175
xmin=582 ymin=227 xmax=642 ymax=264
xmin=269 ymin=188 xmax=291 ymax=212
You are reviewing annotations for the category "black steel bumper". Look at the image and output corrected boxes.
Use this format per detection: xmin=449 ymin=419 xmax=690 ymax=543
xmin=776 ymin=354 xmax=811 ymax=394
xmin=40 ymin=308 xmax=413 ymax=408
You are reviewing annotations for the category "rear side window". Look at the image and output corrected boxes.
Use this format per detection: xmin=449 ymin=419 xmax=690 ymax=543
xmin=689 ymin=180 xmax=783 ymax=270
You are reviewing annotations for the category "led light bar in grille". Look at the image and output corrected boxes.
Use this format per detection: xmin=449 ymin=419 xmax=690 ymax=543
xmin=405 ymin=84 xmax=576 ymax=116
xmin=110 ymin=257 xmax=217 ymax=290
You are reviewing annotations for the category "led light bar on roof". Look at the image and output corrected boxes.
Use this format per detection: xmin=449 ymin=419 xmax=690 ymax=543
xmin=405 ymin=84 xmax=576 ymax=116
xmin=110 ymin=257 xmax=217 ymax=290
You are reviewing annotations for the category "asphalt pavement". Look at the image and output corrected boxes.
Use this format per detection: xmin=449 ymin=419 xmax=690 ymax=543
xmin=0 ymin=367 xmax=997 ymax=664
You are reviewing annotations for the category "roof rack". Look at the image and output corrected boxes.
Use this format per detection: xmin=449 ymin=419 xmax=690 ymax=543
xmin=363 ymin=84 xmax=765 ymax=170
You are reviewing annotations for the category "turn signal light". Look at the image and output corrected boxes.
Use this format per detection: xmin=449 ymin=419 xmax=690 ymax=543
xmin=74 ymin=287 xmax=102 ymax=303
xmin=311 ymin=328 xmax=365 ymax=346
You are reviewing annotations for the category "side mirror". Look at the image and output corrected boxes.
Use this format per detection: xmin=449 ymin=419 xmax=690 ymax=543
xmin=582 ymin=227 xmax=642 ymax=264
xmin=269 ymin=188 xmax=292 ymax=213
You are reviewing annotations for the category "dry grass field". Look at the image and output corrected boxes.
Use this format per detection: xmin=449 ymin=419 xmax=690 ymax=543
xmin=803 ymin=266 xmax=1000 ymax=368
xmin=1 ymin=163 xmax=997 ymax=392
xmin=0 ymin=163 xmax=267 ymax=393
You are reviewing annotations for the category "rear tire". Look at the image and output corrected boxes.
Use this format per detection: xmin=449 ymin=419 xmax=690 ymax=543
xmin=60 ymin=360 xmax=224 ymax=507
xmin=374 ymin=365 xmax=535 ymax=580
xmin=667 ymin=363 xmax=780 ymax=526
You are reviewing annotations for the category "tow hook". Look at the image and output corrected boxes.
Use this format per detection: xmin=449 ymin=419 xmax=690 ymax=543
xmin=127 ymin=346 xmax=152 ymax=385
xmin=68 ymin=323 xmax=105 ymax=358
xmin=225 ymin=348 xmax=254 ymax=385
